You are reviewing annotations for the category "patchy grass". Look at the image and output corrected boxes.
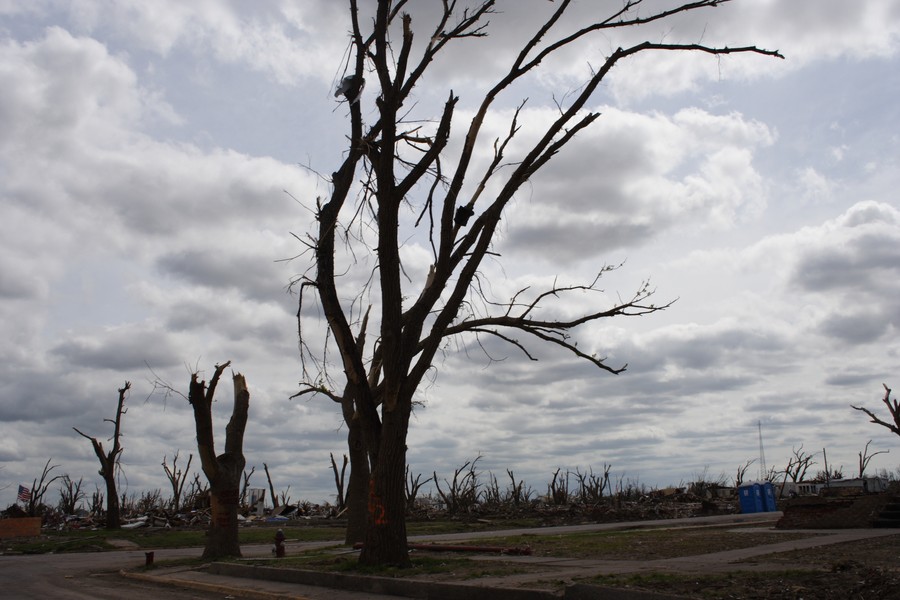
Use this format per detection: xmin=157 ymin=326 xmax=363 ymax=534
xmin=742 ymin=534 xmax=900 ymax=570
xmin=450 ymin=524 xmax=820 ymax=560
xmin=582 ymin=570 xmax=817 ymax=599
xmin=581 ymin=568 xmax=900 ymax=600
xmin=2 ymin=517 xmax=566 ymax=556
xmin=0 ymin=524 xmax=345 ymax=554
xmin=249 ymin=550 xmax=533 ymax=581
xmin=2 ymin=518 xmax=550 ymax=555
xmin=405 ymin=517 xmax=544 ymax=536
xmin=1 ymin=533 xmax=118 ymax=554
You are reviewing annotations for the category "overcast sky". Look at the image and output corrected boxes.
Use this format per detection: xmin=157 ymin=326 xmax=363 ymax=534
xmin=2 ymin=1 xmax=900 ymax=510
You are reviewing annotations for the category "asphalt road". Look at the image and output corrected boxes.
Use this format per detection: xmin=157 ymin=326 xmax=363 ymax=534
xmin=0 ymin=546 xmax=222 ymax=600
xmin=1 ymin=542 xmax=405 ymax=599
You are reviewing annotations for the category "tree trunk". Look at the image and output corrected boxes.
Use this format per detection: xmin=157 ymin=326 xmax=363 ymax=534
xmin=103 ymin=469 xmax=120 ymax=529
xmin=344 ymin=412 xmax=369 ymax=545
xmin=358 ymin=399 xmax=410 ymax=566
xmin=264 ymin=463 xmax=279 ymax=509
xmin=204 ymin=466 xmax=242 ymax=559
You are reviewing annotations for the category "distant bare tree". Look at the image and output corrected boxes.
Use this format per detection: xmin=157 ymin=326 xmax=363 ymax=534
xmin=330 ymin=453 xmax=348 ymax=511
xmin=852 ymin=384 xmax=900 ymax=438
xmin=548 ymin=468 xmax=571 ymax=505
xmin=263 ymin=462 xmax=279 ymax=509
xmin=162 ymin=451 xmax=193 ymax=513
xmin=25 ymin=458 xmax=62 ymax=517
xmin=574 ymin=465 xmax=612 ymax=504
xmin=279 ymin=486 xmax=293 ymax=507
xmin=404 ymin=467 xmax=432 ymax=514
xmin=504 ymin=469 xmax=534 ymax=506
xmin=434 ymin=457 xmax=482 ymax=514
xmin=858 ymin=440 xmax=889 ymax=478
xmin=135 ymin=489 xmax=164 ymax=513
xmin=73 ymin=381 xmax=129 ymax=529
xmin=88 ymin=487 xmax=104 ymax=518
xmin=240 ymin=466 xmax=256 ymax=508
xmin=182 ymin=473 xmax=209 ymax=511
xmin=734 ymin=459 xmax=757 ymax=487
xmin=57 ymin=475 xmax=85 ymax=515
xmin=783 ymin=445 xmax=818 ymax=483
xmin=813 ymin=466 xmax=843 ymax=483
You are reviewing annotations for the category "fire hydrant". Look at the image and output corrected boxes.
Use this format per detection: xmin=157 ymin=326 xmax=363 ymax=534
xmin=274 ymin=528 xmax=286 ymax=558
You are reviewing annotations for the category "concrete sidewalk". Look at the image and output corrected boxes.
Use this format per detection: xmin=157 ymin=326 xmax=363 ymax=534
xmin=124 ymin=513 xmax=900 ymax=600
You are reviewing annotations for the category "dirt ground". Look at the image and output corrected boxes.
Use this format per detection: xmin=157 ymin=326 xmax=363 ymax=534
xmin=542 ymin=530 xmax=900 ymax=599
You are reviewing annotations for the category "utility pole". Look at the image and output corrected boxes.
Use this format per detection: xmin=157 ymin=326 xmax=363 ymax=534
xmin=758 ymin=420 xmax=767 ymax=482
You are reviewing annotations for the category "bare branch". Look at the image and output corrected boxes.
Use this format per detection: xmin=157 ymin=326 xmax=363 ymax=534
xmin=852 ymin=383 xmax=900 ymax=437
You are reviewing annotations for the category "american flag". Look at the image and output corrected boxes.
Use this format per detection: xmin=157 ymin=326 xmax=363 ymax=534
xmin=17 ymin=485 xmax=30 ymax=503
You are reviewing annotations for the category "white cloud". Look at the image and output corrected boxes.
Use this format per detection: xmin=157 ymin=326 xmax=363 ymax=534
xmin=604 ymin=0 xmax=900 ymax=102
xmin=53 ymin=0 xmax=347 ymax=85
xmin=489 ymin=106 xmax=774 ymax=262
xmin=1 ymin=3 xmax=899 ymax=508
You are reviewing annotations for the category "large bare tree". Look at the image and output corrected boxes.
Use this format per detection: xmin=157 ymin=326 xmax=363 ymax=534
xmin=292 ymin=0 xmax=782 ymax=566
xmin=188 ymin=362 xmax=250 ymax=559
xmin=73 ymin=381 xmax=129 ymax=529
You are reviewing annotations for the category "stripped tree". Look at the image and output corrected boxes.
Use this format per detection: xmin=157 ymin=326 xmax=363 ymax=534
xmin=263 ymin=462 xmax=279 ymax=509
xmin=58 ymin=475 xmax=85 ymax=515
xmin=162 ymin=451 xmax=193 ymax=513
xmin=857 ymin=440 xmax=889 ymax=478
xmin=292 ymin=0 xmax=782 ymax=566
xmin=188 ymin=361 xmax=250 ymax=559
xmin=331 ymin=452 xmax=349 ymax=512
xmin=24 ymin=458 xmax=62 ymax=517
xmin=73 ymin=381 xmax=129 ymax=529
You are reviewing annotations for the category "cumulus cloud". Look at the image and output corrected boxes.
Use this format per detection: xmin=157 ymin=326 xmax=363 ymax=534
xmin=489 ymin=106 xmax=774 ymax=262
xmin=32 ymin=0 xmax=348 ymax=85
xmin=788 ymin=202 xmax=900 ymax=295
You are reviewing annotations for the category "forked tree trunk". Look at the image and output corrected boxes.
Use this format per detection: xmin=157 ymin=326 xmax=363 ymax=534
xmin=188 ymin=362 xmax=249 ymax=560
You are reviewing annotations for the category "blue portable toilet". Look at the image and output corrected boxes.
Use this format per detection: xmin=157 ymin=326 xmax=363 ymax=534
xmin=738 ymin=483 xmax=763 ymax=514
xmin=762 ymin=482 xmax=777 ymax=512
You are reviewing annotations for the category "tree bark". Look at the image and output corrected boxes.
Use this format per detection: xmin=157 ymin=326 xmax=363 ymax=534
xmin=206 ymin=469 xmax=243 ymax=559
xmin=359 ymin=392 xmax=411 ymax=566
xmin=263 ymin=462 xmax=279 ymax=509
xmin=102 ymin=462 xmax=121 ymax=529
xmin=343 ymin=408 xmax=370 ymax=545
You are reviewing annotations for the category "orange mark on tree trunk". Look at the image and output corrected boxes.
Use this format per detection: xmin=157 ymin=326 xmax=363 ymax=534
xmin=368 ymin=478 xmax=387 ymax=526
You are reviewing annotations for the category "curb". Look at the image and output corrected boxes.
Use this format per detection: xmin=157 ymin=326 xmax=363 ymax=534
xmin=210 ymin=562 xmax=555 ymax=600
xmin=121 ymin=567 xmax=310 ymax=600
xmin=208 ymin=563 xmax=691 ymax=600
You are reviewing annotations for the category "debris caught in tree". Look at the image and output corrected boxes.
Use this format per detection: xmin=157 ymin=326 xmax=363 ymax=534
xmin=334 ymin=75 xmax=365 ymax=104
